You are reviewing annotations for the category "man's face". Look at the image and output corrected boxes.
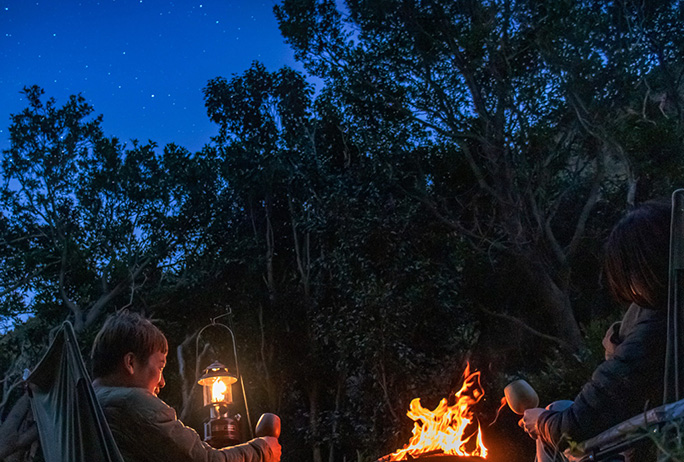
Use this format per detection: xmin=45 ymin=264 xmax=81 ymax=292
xmin=131 ymin=350 xmax=167 ymax=396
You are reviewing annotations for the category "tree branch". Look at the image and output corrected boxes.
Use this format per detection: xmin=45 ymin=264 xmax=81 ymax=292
xmin=476 ymin=304 xmax=574 ymax=352
xmin=0 ymin=261 xmax=59 ymax=299
xmin=83 ymin=256 xmax=153 ymax=330
xmin=565 ymin=149 xmax=606 ymax=258
xmin=0 ymin=394 xmax=38 ymax=460
xmin=58 ymin=246 xmax=82 ymax=330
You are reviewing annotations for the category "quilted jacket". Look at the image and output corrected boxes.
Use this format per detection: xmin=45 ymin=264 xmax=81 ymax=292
xmin=536 ymin=303 xmax=667 ymax=452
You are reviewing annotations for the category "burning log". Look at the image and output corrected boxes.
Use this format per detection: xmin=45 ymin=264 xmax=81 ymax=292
xmin=378 ymin=456 xmax=485 ymax=462
xmin=378 ymin=364 xmax=489 ymax=461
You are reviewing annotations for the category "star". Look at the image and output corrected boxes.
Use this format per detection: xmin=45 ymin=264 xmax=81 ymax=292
xmin=0 ymin=0 xmax=301 ymax=153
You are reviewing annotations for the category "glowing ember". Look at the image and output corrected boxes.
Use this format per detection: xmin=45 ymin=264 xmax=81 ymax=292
xmin=386 ymin=363 xmax=488 ymax=460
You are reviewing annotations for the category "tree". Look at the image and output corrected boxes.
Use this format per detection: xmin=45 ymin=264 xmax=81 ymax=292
xmin=5 ymin=4 xmax=684 ymax=459
xmin=0 ymin=86 xmax=221 ymax=460
xmin=203 ymin=62 xmax=480 ymax=462
xmin=273 ymin=0 xmax=684 ymax=356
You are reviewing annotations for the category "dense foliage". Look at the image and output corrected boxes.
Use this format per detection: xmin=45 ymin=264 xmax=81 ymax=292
xmin=2 ymin=1 xmax=684 ymax=461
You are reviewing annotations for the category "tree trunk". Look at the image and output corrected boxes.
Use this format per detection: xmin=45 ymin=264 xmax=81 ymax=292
xmin=309 ymin=381 xmax=323 ymax=462
xmin=328 ymin=373 xmax=345 ymax=462
xmin=258 ymin=303 xmax=277 ymax=410
xmin=518 ymin=257 xmax=584 ymax=351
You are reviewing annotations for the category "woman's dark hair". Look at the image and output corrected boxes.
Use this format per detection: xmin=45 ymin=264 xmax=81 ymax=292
xmin=91 ymin=310 xmax=168 ymax=378
xmin=604 ymin=199 xmax=671 ymax=309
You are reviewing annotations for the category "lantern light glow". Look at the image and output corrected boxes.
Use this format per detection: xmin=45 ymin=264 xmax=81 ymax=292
xmin=198 ymin=361 xmax=238 ymax=407
xmin=212 ymin=379 xmax=228 ymax=403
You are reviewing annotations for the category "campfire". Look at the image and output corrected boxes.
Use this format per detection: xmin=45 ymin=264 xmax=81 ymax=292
xmin=381 ymin=363 xmax=488 ymax=461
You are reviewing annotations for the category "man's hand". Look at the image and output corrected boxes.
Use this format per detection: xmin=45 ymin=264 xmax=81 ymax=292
xmin=261 ymin=436 xmax=281 ymax=462
xmin=519 ymin=407 xmax=546 ymax=439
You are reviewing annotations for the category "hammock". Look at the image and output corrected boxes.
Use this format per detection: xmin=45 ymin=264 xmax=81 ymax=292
xmin=24 ymin=321 xmax=124 ymax=462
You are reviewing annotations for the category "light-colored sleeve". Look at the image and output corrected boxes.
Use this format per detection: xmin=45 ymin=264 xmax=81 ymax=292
xmin=152 ymin=405 xmax=274 ymax=462
xmin=99 ymin=387 xmax=276 ymax=462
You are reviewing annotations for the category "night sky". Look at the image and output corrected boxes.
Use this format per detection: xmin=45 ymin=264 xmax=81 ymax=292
xmin=1 ymin=0 xmax=304 ymax=153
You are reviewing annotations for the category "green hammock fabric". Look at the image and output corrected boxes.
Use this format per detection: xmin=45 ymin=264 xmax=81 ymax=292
xmin=25 ymin=321 xmax=124 ymax=462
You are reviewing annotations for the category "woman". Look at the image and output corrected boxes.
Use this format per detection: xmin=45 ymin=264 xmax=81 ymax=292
xmin=521 ymin=200 xmax=671 ymax=461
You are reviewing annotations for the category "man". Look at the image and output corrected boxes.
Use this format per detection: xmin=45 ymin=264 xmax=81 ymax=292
xmin=91 ymin=310 xmax=281 ymax=462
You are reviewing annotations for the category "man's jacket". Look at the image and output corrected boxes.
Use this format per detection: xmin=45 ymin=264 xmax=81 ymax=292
xmin=95 ymin=385 xmax=274 ymax=462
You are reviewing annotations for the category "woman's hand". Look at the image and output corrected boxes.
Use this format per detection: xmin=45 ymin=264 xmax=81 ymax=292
xmin=519 ymin=407 xmax=546 ymax=439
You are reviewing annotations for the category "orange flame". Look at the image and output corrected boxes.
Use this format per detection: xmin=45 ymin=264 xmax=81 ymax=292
xmin=212 ymin=379 xmax=228 ymax=403
xmin=386 ymin=363 xmax=488 ymax=460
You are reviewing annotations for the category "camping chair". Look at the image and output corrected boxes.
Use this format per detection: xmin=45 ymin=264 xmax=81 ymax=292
xmin=570 ymin=189 xmax=684 ymax=462
xmin=24 ymin=321 xmax=124 ymax=462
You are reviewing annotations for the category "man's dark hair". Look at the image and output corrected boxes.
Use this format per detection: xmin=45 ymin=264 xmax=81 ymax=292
xmin=91 ymin=310 xmax=168 ymax=378
xmin=604 ymin=199 xmax=671 ymax=309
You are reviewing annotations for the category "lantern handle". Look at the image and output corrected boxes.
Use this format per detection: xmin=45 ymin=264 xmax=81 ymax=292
xmin=195 ymin=311 xmax=254 ymax=439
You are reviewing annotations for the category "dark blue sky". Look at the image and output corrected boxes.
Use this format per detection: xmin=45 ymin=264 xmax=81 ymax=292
xmin=1 ymin=0 xmax=304 ymax=153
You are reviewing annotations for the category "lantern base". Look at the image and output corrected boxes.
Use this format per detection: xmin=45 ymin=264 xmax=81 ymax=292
xmin=204 ymin=416 xmax=241 ymax=448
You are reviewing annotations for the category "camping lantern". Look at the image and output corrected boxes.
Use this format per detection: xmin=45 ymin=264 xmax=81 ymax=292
xmin=198 ymin=361 xmax=237 ymax=407
xmin=195 ymin=312 xmax=253 ymax=448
